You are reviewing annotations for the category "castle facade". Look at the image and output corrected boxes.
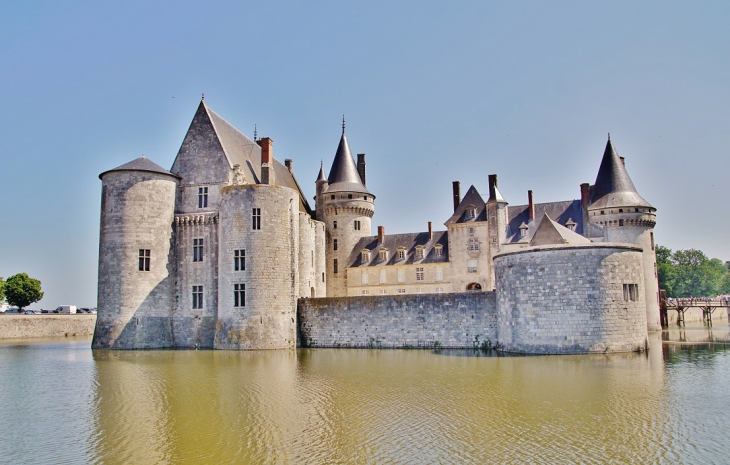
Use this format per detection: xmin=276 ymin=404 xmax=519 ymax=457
xmin=93 ymin=98 xmax=659 ymax=352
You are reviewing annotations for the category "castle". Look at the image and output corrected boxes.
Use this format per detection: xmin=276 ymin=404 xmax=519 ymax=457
xmin=93 ymin=98 xmax=659 ymax=353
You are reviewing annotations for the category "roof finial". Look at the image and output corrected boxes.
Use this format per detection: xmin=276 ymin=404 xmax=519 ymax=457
xmin=342 ymin=115 xmax=346 ymax=135
xmin=608 ymin=132 xmax=611 ymax=141
xmin=254 ymin=124 xmax=257 ymax=141
xmin=320 ymin=159 xmax=323 ymax=168
xmin=201 ymin=93 xmax=205 ymax=101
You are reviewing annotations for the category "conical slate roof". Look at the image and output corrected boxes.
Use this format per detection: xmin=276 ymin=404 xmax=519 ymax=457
xmin=590 ymin=138 xmax=652 ymax=209
xmin=99 ymin=156 xmax=178 ymax=179
xmin=316 ymin=161 xmax=327 ymax=182
xmin=530 ymin=213 xmax=591 ymax=247
xmin=326 ymin=133 xmax=371 ymax=195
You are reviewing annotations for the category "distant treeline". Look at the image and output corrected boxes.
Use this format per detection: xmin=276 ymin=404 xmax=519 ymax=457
xmin=657 ymin=246 xmax=730 ymax=298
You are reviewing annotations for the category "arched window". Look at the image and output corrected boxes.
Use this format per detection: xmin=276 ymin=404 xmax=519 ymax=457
xmin=466 ymin=282 xmax=482 ymax=291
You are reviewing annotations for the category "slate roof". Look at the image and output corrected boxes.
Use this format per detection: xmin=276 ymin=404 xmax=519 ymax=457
xmin=589 ymin=138 xmax=653 ymax=210
xmin=529 ymin=213 xmax=591 ymax=246
xmin=193 ymin=100 xmax=313 ymax=214
xmin=324 ymin=133 xmax=372 ymax=195
xmin=347 ymin=231 xmax=449 ymax=268
xmin=445 ymin=185 xmax=488 ymax=224
xmin=506 ymin=200 xmax=596 ymax=242
xmin=316 ymin=162 xmax=327 ymax=182
xmin=99 ymin=156 xmax=178 ymax=179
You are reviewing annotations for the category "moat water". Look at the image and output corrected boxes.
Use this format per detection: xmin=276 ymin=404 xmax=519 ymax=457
xmin=1 ymin=322 xmax=730 ymax=464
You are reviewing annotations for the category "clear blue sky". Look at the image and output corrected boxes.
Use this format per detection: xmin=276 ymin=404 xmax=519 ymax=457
xmin=1 ymin=1 xmax=728 ymax=308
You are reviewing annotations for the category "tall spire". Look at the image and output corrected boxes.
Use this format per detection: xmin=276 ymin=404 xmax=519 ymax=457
xmin=316 ymin=159 xmax=327 ymax=182
xmin=342 ymin=115 xmax=346 ymax=135
xmin=590 ymin=137 xmax=652 ymax=209
xmin=325 ymin=125 xmax=372 ymax=195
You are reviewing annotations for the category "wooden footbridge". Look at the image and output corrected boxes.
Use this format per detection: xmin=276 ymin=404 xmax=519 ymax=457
xmin=660 ymin=291 xmax=730 ymax=326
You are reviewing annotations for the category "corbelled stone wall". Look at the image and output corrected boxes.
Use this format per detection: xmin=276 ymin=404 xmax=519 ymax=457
xmin=298 ymin=292 xmax=497 ymax=349
xmin=494 ymin=244 xmax=648 ymax=354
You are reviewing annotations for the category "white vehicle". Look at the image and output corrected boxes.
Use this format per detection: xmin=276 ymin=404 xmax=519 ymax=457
xmin=55 ymin=305 xmax=77 ymax=314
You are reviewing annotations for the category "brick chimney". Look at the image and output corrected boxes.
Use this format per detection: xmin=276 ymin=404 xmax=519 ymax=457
xmin=428 ymin=221 xmax=433 ymax=240
xmin=257 ymin=137 xmax=274 ymax=185
xmin=488 ymin=174 xmax=498 ymax=200
xmin=452 ymin=181 xmax=461 ymax=212
xmin=378 ymin=225 xmax=385 ymax=244
xmin=580 ymin=183 xmax=591 ymax=236
xmin=285 ymin=159 xmax=293 ymax=172
xmin=528 ymin=190 xmax=534 ymax=221
xmin=357 ymin=153 xmax=366 ymax=187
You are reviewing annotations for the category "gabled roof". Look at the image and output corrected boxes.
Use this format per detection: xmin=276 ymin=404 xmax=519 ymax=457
xmin=325 ymin=133 xmax=371 ymax=195
xmin=506 ymin=199 xmax=598 ymax=242
xmin=530 ymin=213 xmax=591 ymax=246
xmin=347 ymin=231 xmax=449 ymax=267
xmin=99 ymin=156 xmax=178 ymax=179
xmin=171 ymin=99 xmax=312 ymax=214
xmin=445 ymin=185 xmax=487 ymax=224
xmin=589 ymin=138 xmax=652 ymax=210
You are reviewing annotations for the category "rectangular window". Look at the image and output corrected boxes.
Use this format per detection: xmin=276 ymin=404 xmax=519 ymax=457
xmin=234 ymin=283 xmax=245 ymax=307
xmin=379 ymin=289 xmax=387 ymax=295
xmin=322 ymin=272 xmax=325 ymax=282
xmin=234 ymin=249 xmax=245 ymax=271
xmin=397 ymin=269 xmax=405 ymax=283
xmin=435 ymin=267 xmax=443 ymax=282
xmin=435 ymin=247 xmax=443 ymax=258
xmin=192 ymin=285 xmax=203 ymax=309
xmin=333 ymin=259 xmax=338 ymax=274
xmin=333 ymin=221 xmax=337 ymax=229
xmin=361 ymin=270 xmax=369 ymax=285
xmin=348 ymin=194 xmax=353 ymax=199
xmin=331 ymin=195 xmax=335 ymax=200
xmin=361 ymin=290 xmax=370 ymax=296
xmin=397 ymin=249 xmax=405 ymax=260
xmin=252 ymin=208 xmax=261 ymax=230
xmin=333 ymin=239 xmax=338 ymax=251
xmin=416 ymin=267 xmax=424 ymax=281
xmin=198 ymin=187 xmax=208 ymax=208
xmin=415 ymin=248 xmax=424 ymax=260
xmin=435 ymin=287 xmax=444 ymax=294
xmin=416 ymin=288 xmax=424 ymax=294
xmin=138 ymin=249 xmax=150 ymax=271
xmin=623 ymin=284 xmax=639 ymax=302
xmin=379 ymin=269 xmax=387 ymax=284
xmin=398 ymin=288 xmax=406 ymax=294
xmin=354 ymin=220 xmax=361 ymax=230
xmin=469 ymin=227 xmax=475 ymax=235
xmin=469 ymin=239 xmax=479 ymax=251
xmin=650 ymin=232 xmax=654 ymax=251
xmin=193 ymin=238 xmax=204 ymax=262
xmin=467 ymin=260 xmax=477 ymax=273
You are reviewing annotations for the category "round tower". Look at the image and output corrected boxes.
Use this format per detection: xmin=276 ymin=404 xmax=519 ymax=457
xmin=318 ymin=124 xmax=375 ymax=297
xmin=93 ymin=157 xmax=178 ymax=349
xmin=587 ymin=138 xmax=660 ymax=331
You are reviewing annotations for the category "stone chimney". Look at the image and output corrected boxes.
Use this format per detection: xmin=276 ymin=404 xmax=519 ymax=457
xmin=285 ymin=159 xmax=293 ymax=172
xmin=580 ymin=183 xmax=591 ymax=236
xmin=528 ymin=190 xmax=534 ymax=221
xmin=428 ymin=221 xmax=433 ymax=240
xmin=378 ymin=225 xmax=385 ymax=244
xmin=452 ymin=181 xmax=461 ymax=212
xmin=257 ymin=137 xmax=274 ymax=185
xmin=488 ymin=174 xmax=498 ymax=200
xmin=357 ymin=153 xmax=366 ymax=187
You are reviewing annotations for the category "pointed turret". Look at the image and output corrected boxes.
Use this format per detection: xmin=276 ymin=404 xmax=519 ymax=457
xmin=590 ymin=138 xmax=652 ymax=209
xmin=316 ymin=161 xmax=327 ymax=182
xmin=326 ymin=133 xmax=372 ymax=195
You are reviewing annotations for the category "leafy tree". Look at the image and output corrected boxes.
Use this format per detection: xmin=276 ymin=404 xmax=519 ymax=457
xmin=671 ymin=249 xmax=724 ymax=297
xmin=0 ymin=277 xmax=5 ymax=303
xmin=721 ymin=272 xmax=730 ymax=295
xmin=656 ymin=245 xmax=676 ymax=297
xmin=4 ymin=273 xmax=43 ymax=310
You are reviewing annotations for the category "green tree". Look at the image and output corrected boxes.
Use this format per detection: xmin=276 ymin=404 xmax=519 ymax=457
xmin=656 ymin=245 xmax=676 ymax=296
xmin=0 ymin=277 xmax=5 ymax=303
xmin=720 ymin=272 xmax=730 ymax=295
xmin=672 ymin=249 xmax=724 ymax=297
xmin=4 ymin=273 xmax=43 ymax=311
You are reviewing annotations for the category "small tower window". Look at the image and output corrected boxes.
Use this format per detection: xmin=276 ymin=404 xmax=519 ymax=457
xmin=193 ymin=238 xmax=204 ymax=262
xmin=333 ymin=259 xmax=338 ymax=274
xmin=252 ymin=208 xmax=261 ymax=230
xmin=334 ymin=239 xmax=338 ymax=251
xmin=234 ymin=284 xmax=245 ymax=307
xmin=650 ymin=232 xmax=654 ymax=250
xmin=234 ymin=249 xmax=245 ymax=271
xmin=192 ymin=286 xmax=203 ymax=309
xmin=139 ymin=249 xmax=150 ymax=272
xmin=331 ymin=195 xmax=335 ymax=200
xmin=468 ymin=238 xmax=479 ymax=251
xmin=198 ymin=187 xmax=208 ymax=208
xmin=348 ymin=194 xmax=353 ymax=199
xmin=619 ymin=219 xmax=624 ymax=226
xmin=469 ymin=227 xmax=475 ymax=235
xmin=333 ymin=221 xmax=337 ymax=229
xmin=354 ymin=220 xmax=361 ymax=230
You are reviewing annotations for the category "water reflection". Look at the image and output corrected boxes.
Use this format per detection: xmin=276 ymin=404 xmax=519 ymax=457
xmin=2 ymin=330 xmax=730 ymax=464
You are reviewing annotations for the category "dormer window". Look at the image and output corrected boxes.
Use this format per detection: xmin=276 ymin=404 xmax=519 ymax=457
xmin=379 ymin=248 xmax=389 ymax=262
xmin=361 ymin=249 xmax=370 ymax=263
xmin=434 ymin=244 xmax=443 ymax=258
xmin=566 ymin=218 xmax=577 ymax=232
xmin=519 ymin=222 xmax=528 ymax=239
xmin=415 ymin=246 xmax=425 ymax=260
xmin=397 ymin=247 xmax=406 ymax=261
xmin=465 ymin=206 xmax=476 ymax=220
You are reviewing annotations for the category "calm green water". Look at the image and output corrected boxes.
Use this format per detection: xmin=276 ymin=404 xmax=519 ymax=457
xmin=1 ymin=323 xmax=730 ymax=464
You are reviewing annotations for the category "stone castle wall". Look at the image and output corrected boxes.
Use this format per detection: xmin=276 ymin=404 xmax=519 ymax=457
xmin=494 ymin=244 xmax=648 ymax=354
xmin=298 ymin=292 xmax=497 ymax=349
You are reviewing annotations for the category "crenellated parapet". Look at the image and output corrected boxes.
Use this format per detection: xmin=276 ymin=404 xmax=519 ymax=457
xmin=174 ymin=212 xmax=220 ymax=227
xmin=323 ymin=205 xmax=374 ymax=218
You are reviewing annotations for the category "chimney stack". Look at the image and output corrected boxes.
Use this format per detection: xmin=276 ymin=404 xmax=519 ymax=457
xmin=357 ymin=153 xmax=366 ymax=187
xmin=620 ymin=156 xmax=625 ymax=166
xmin=377 ymin=225 xmax=385 ymax=244
xmin=488 ymin=174 xmax=498 ymax=200
xmin=580 ymin=183 xmax=591 ymax=236
xmin=528 ymin=190 xmax=534 ymax=221
xmin=428 ymin=221 xmax=433 ymax=240
xmin=285 ymin=159 xmax=293 ymax=172
xmin=452 ymin=181 xmax=461 ymax=212
xmin=257 ymin=138 xmax=274 ymax=185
